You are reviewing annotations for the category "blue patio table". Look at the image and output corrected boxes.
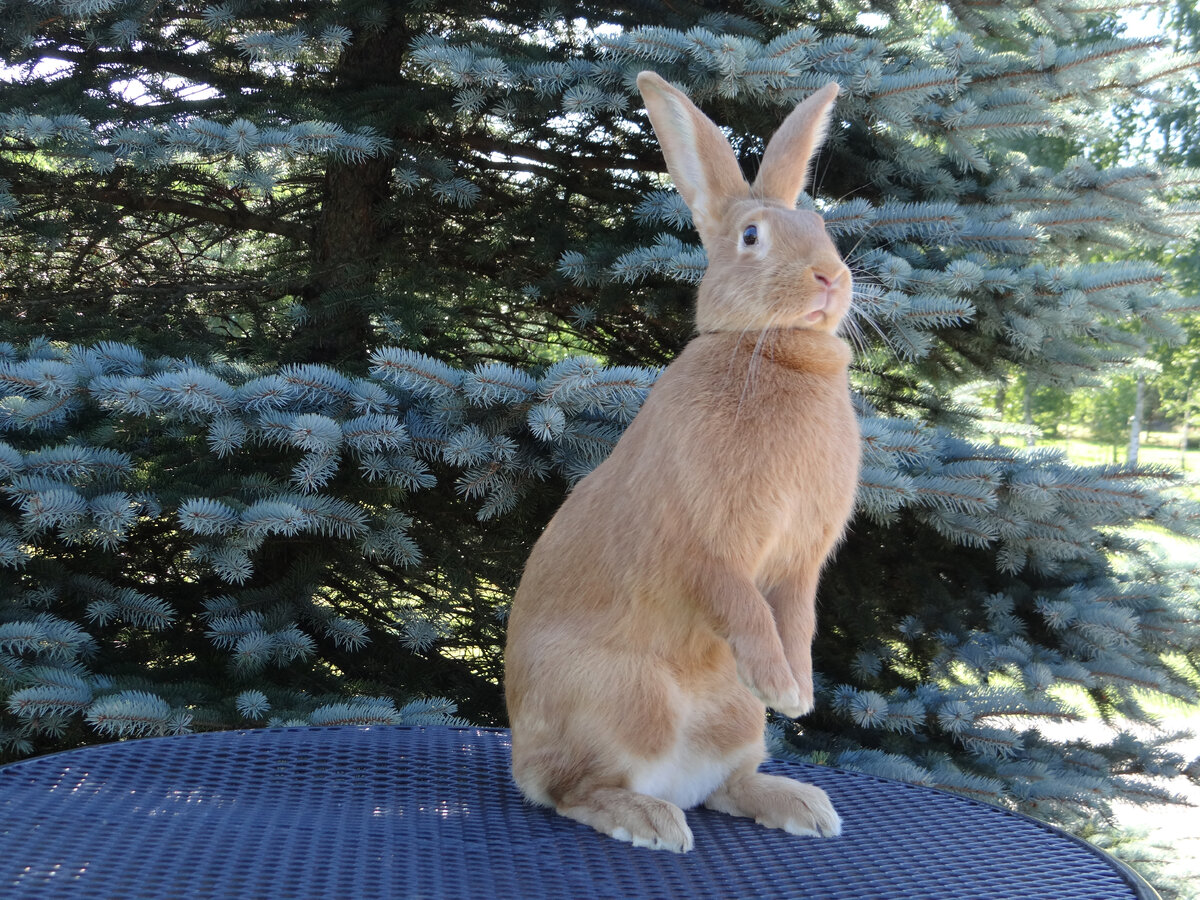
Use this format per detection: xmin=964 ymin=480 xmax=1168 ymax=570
xmin=1 ymin=725 xmax=1158 ymax=899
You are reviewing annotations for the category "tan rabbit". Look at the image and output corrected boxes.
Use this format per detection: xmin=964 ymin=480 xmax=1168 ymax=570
xmin=504 ymin=71 xmax=859 ymax=853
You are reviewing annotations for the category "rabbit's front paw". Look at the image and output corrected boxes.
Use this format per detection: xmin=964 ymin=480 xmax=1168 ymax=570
xmin=789 ymin=678 xmax=815 ymax=719
xmin=740 ymin=661 xmax=808 ymax=718
xmin=764 ymin=781 xmax=842 ymax=838
xmin=707 ymin=773 xmax=841 ymax=839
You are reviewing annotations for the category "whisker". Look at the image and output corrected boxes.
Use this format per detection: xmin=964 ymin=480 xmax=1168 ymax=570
xmin=737 ymin=309 xmax=787 ymax=420
xmin=843 ymin=231 xmax=907 ymax=264
xmin=840 ymin=232 xmax=875 ymax=265
xmin=840 ymin=312 xmax=873 ymax=357
xmin=844 ymin=296 xmax=890 ymax=357
xmin=727 ymin=315 xmax=766 ymax=383
xmin=809 ymin=156 xmax=874 ymax=207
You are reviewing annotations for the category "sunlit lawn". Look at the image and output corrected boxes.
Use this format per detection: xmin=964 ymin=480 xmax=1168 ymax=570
xmin=1003 ymin=430 xmax=1200 ymax=475
xmin=1011 ymin=431 xmax=1200 ymax=897
xmin=1117 ymin=522 xmax=1200 ymax=899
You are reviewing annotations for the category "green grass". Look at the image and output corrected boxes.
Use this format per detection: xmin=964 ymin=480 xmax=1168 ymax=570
xmin=999 ymin=431 xmax=1200 ymax=505
xmin=1003 ymin=430 xmax=1200 ymax=472
xmin=999 ymin=431 xmax=1200 ymax=897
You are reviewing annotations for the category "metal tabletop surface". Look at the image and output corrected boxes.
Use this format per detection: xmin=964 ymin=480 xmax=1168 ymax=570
xmin=0 ymin=725 xmax=1158 ymax=899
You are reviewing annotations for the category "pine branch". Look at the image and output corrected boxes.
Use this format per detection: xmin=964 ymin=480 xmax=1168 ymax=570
xmin=7 ymin=178 xmax=311 ymax=242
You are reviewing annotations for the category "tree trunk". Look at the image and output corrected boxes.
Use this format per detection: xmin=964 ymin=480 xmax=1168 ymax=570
xmin=1127 ymin=373 xmax=1145 ymax=467
xmin=1023 ymin=378 xmax=1035 ymax=447
xmin=291 ymin=17 xmax=411 ymax=368
xmin=994 ymin=382 xmax=1006 ymax=446
xmin=1183 ymin=386 xmax=1193 ymax=471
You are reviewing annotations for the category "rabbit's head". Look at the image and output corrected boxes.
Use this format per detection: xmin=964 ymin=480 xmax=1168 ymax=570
xmin=638 ymin=72 xmax=849 ymax=336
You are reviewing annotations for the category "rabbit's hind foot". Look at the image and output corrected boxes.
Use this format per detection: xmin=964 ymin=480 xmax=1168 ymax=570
xmin=558 ymin=785 xmax=694 ymax=853
xmin=705 ymin=771 xmax=841 ymax=838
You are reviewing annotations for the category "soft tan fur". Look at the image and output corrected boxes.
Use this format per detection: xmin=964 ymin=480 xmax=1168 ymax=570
xmin=504 ymin=72 xmax=860 ymax=853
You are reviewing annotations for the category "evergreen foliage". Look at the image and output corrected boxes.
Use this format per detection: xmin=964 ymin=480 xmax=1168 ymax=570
xmin=2 ymin=0 xmax=1199 ymax=871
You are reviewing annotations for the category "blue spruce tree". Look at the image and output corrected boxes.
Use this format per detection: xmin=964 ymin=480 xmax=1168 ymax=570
xmin=1 ymin=1 xmax=1198 ymax=888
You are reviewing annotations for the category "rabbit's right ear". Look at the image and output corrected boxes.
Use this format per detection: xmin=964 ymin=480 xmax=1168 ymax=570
xmin=637 ymin=72 xmax=748 ymax=245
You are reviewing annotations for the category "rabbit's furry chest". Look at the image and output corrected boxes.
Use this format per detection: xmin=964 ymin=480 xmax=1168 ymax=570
xmin=508 ymin=330 xmax=858 ymax=635
xmin=625 ymin=330 xmax=860 ymax=573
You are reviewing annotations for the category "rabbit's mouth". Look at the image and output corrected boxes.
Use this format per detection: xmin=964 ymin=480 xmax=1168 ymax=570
xmin=801 ymin=291 xmax=846 ymax=327
xmin=799 ymin=267 xmax=850 ymax=326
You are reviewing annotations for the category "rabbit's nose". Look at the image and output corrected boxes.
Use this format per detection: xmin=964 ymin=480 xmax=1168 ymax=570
xmin=812 ymin=268 xmax=851 ymax=303
xmin=812 ymin=272 xmax=837 ymax=302
xmin=813 ymin=267 xmax=847 ymax=289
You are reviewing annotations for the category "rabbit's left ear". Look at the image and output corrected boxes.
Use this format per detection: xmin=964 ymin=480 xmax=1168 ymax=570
xmin=751 ymin=82 xmax=840 ymax=207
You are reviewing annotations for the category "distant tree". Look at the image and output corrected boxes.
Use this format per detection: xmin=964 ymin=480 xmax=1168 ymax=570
xmin=998 ymin=373 xmax=1076 ymax=441
xmin=1124 ymin=1 xmax=1200 ymax=458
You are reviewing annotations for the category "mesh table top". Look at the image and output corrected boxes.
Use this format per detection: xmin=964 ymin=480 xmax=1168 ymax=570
xmin=1 ymin=725 xmax=1156 ymax=899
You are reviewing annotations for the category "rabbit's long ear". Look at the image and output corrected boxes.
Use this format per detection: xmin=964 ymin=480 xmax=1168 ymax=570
xmin=637 ymin=71 xmax=747 ymax=244
xmin=751 ymin=82 xmax=840 ymax=207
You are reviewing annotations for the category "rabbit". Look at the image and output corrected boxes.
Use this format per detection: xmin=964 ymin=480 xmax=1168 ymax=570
xmin=504 ymin=71 xmax=859 ymax=853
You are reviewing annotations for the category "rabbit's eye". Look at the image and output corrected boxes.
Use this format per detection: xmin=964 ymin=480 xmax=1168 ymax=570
xmin=742 ymin=225 xmax=758 ymax=246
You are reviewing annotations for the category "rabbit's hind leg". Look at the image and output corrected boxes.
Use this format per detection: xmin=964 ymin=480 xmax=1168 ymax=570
xmin=510 ymin=653 xmax=695 ymax=851
xmin=513 ymin=731 xmax=696 ymax=851
xmin=557 ymin=783 xmax=694 ymax=852
xmin=704 ymin=765 xmax=841 ymax=838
